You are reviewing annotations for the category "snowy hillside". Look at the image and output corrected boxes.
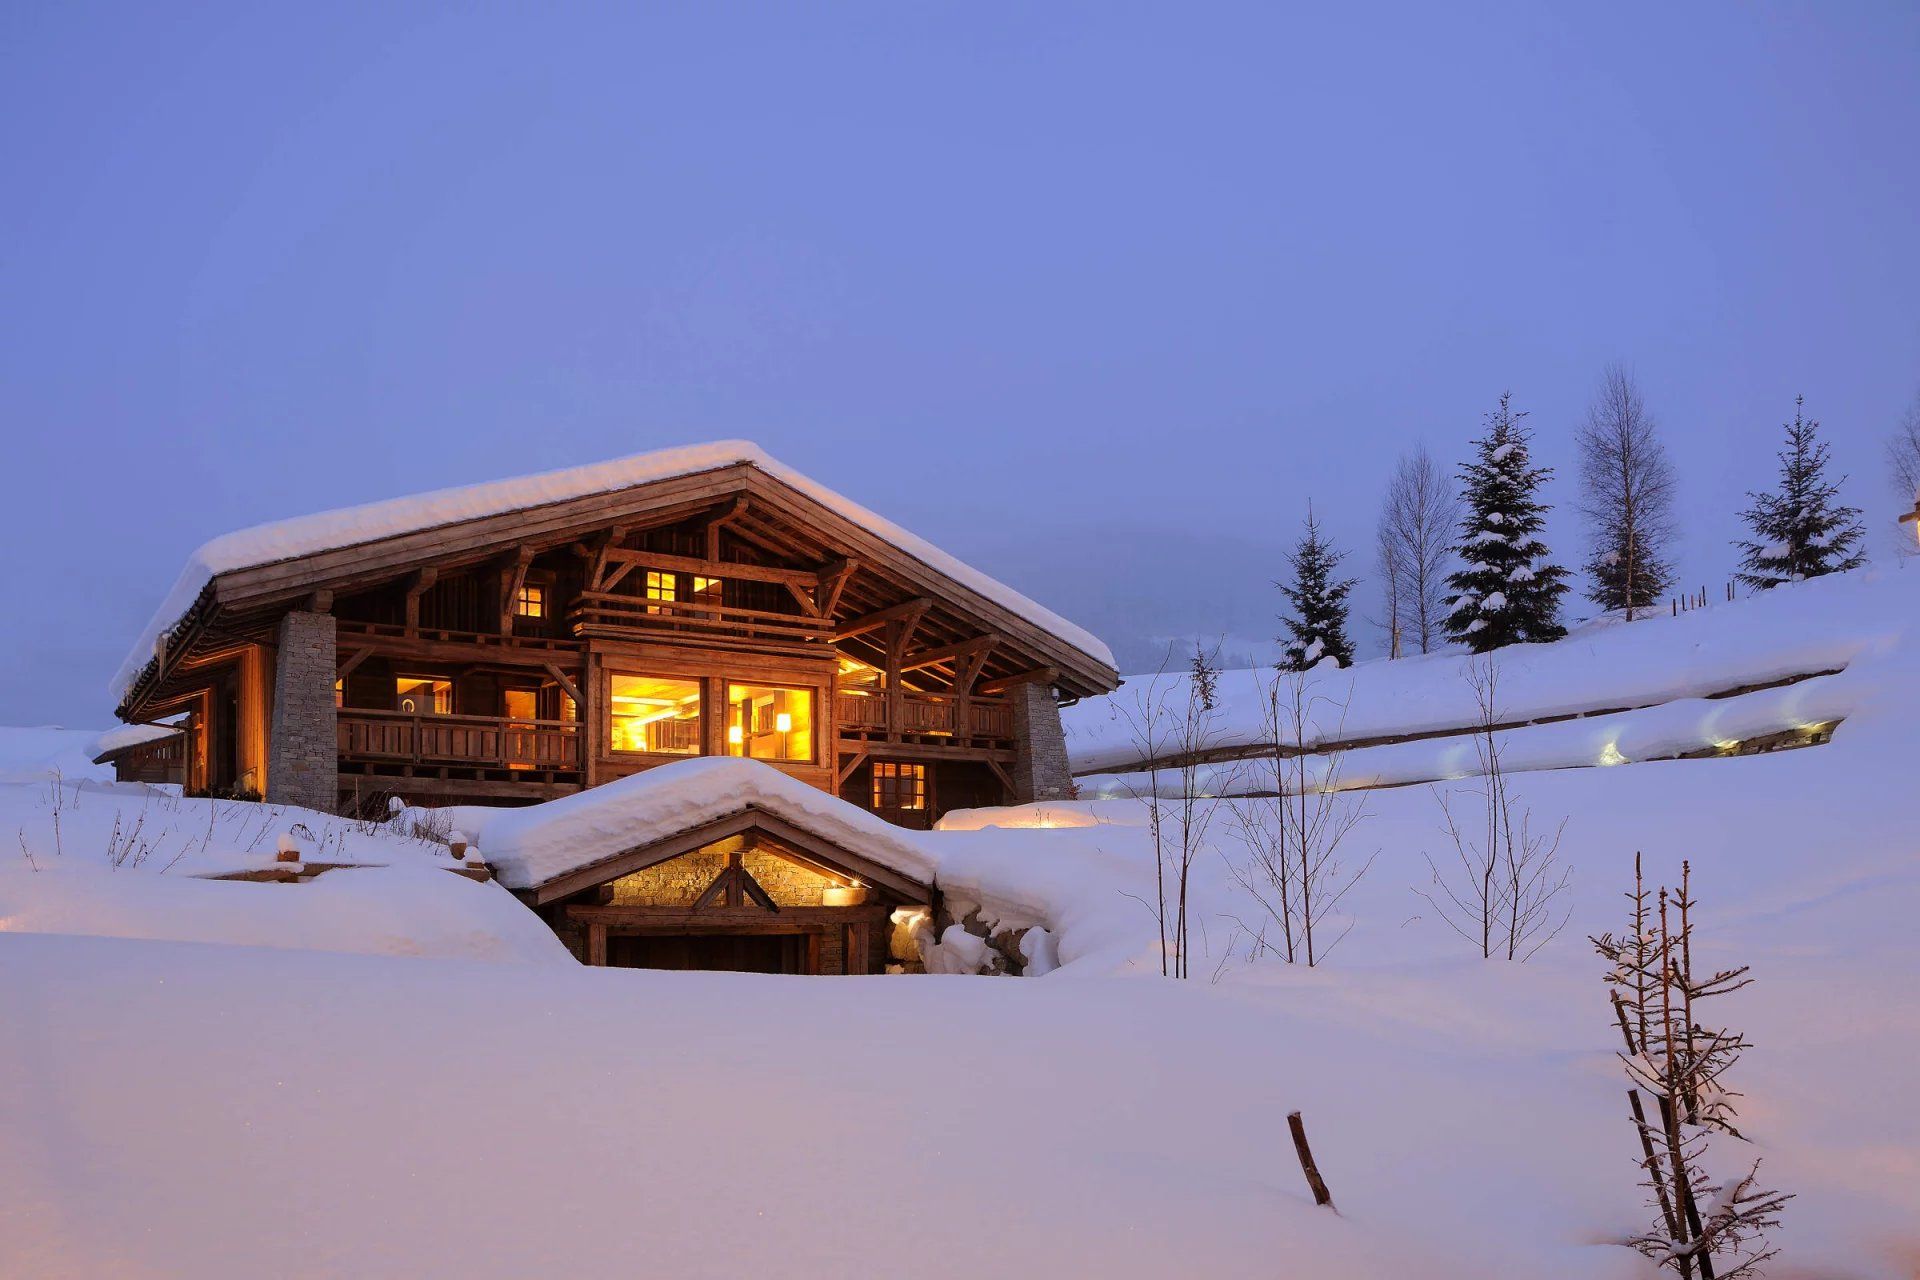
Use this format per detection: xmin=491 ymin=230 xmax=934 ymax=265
xmin=3 ymin=569 xmax=1919 ymax=1276
xmin=1067 ymin=568 xmax=1913 ymax=798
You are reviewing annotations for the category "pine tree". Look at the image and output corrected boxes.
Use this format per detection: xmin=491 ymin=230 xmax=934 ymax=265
xmin=1736 ymin=396 xmax=1867 ymax=590
xmin=1277 ymin=507 xmax=1356 ymax=671
xmin=1445 ymin=392 xmax=1570 ymax=651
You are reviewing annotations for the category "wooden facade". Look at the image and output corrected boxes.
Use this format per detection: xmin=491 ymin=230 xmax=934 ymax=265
xmin=114 ymin=458 xmax=1116 ymax=827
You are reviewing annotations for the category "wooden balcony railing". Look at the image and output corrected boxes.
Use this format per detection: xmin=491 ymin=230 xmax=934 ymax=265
xmin=570 ymin=592 xmax=833 ymax=646
xmin=338 ymin=710 xmax=583 ymax=773
xmin=834 ymin=692 xmax=1013 ymax=744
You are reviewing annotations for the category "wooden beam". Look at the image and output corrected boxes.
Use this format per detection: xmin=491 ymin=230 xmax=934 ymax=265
xmin=834 ymin=748 xmax=870 ymax=790
xmin=836 ymin=597 xmax=932 ymax=643
xmin=817 ymin=557 xmax=857 ymax=619
xmin=784 ymin=579 xmax=824 ymax=617
xmin=597 ymin=547 xmax=820 ymax=589
xmin=977 ymin=667 xmax=1057 ymax=696
xmin=703 ymin=497 xmax=749 ymax=560
xmin=589 ymin=526 xmax=631 ymax=591
xmin=402 ymin=567 xmax=438 ymax=630
xmin=335 ymin=648 xmax=372 ymax=681
xmin=307 ymin=588 xmax=333 ymax=614
xmin=498 ymin=546 xmax=535 ymax=635
xmin=542 ymin=662 xmax=583 ymax=708
xmin=900 ymin=633 xmax=999 ymax=675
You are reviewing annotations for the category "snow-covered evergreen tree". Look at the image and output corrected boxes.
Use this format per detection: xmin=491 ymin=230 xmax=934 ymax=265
xmin=1277 ymin=508 xmax=1356 ymax=671
xmin=1445 ymin=393 xmax=1570 ymax=651
xmin=1736 ymin=396 xmax=1867 ymax=590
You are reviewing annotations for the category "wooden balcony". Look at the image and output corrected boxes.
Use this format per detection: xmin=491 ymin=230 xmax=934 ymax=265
xmin=338 ymin=709 xmax=583 ymax=776
xmin=834 ymin=692 xmax=1013 ymax=746
xmin=570 ymin=592 xmax=834 ymax=650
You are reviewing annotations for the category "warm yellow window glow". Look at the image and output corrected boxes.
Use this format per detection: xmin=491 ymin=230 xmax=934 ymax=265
xmin=727 ymin=684 xmax=814 ymax=762
xmin=334 ymin=678 xmax=344 ymax=708
xmin=503 ymin=689 xmax=537 ymax=721
xmin=693 ymin=575 xmax=722 ymax=604
xmin=610 ymin=674 xmax=700 ymax=754
xmin=645 ymin=571 xmax=676 ymax=615
xmin=514 ymin=583 xmax=546 ymax=618
xmin=873 ymin=762 xmax=926 ymax=811
xmin=396 ymin=677 xmax=452 ymax=716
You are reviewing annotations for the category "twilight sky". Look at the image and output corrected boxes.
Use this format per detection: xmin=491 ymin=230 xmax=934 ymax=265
xmin=4 ymin=3 xmax=1918 ymax=724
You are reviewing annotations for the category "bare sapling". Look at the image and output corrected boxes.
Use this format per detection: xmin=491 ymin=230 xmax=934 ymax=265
xmin=1165 ymin=643 xmax=1225 ymax=977
xmin=1592 ymin=857 xmax=1791 ymax=1278
xmin=1114 ymin=642 xmax=1226 ymax=977
xmin=1225 ymin=666 xmax=1372 ymax=966
xmin=1417 ymin=657 xmax=1570 ymax=959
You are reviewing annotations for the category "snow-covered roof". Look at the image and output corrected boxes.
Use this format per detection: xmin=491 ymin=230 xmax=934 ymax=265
xmin=87 ymin=722 xmax=183 ymax=762
xmin=445 ymin=757 xmax=940 ymax=894
xmin=112 ymin=441 xmax=1115 ymax=702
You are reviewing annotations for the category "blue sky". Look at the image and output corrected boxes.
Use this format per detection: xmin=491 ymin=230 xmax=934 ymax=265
xmin=3 ymin=2 xmax=1917 ymax=722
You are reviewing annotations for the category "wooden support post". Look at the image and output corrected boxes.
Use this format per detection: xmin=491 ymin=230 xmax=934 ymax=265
xmin=585 ymin=921 xmax=607 ymax=966
xmin=1287 ymin=1111 xmax=1334 ymax=1209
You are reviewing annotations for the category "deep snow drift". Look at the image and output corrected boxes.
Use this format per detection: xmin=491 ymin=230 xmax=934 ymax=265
xmin=4 ymin=569 xmax=1919 ymax=1277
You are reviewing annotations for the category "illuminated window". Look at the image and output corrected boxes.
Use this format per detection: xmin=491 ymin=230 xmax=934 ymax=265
xmin=334 ymin=678 xmax=344 ymax=708
xmin=513 ymin=583 xmax=546 ymax=619
xmin=726 ymin=684 xmax=814 ymax=763
xmin=872 ymin=762 xmax=926 ymax=811
xmin=559 ymin=694 xmax=577 ymax=722
xmin=692 ymin=575 xmax=723 ymax=613
xmin=502 ymin=689 xmax=537 ymax=721
xmin=610 ymin=674 xmax=701 ymax=754
xmin=395 ymin=677 xmax=452 ymax=716
xmin=645 ymin=571 xmax=676 ymax=615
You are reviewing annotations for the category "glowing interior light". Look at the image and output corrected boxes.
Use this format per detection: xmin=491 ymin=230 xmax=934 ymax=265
xmin=727 ymin=724 xmax=744 ymax=746
xmin=775 ymin=712 xmax=793 ymax=734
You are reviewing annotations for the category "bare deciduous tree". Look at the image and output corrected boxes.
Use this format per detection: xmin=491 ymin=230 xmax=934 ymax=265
xmin=1224 ymin=667 xmax=1372 ymax=966
xmin=1885 ymin=386 xmax=1920 ymax=558
xmin=1113 ymin=642 xmax=1223 ymax=978
xmin=1416 ymin=658 xmax=1571 ymax=959
xmin=1578 ymin=364 xmax=1677 ymax=619
xmin=1376 ymin=445 xmax=1458 ymax=656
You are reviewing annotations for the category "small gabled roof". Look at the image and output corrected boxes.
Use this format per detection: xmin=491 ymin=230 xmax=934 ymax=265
xmin=113 ymin=441 xmax=1115 ymax=708
xmin=446 ymin=757 xmax=938 ymax=903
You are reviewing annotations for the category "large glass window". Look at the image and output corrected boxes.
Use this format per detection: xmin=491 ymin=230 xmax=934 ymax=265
xmin=610 ymin=674 xmax=701 ymax=755
xmin=726 ymin=684 xmax=815 ymax=762
xmin=395 ymin=677 xmax=452 ymax=715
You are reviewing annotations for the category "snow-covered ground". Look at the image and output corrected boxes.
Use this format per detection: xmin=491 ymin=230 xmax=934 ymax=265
xmin=3 ymin=569 xmax=1919 ymax=1277
xmin=1069 ymin=568 xmax=1914 ymax=797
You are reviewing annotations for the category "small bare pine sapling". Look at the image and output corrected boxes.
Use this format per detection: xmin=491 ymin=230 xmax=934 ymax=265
xmin=1592 ymin=857 xmax=1791 ymax=1278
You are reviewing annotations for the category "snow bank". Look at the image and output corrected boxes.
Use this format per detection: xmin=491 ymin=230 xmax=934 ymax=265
xmin=1078 ymin=666 xmax=1861 ymax=799
xmin=440 ymin=756 xmax=940 ymax=892
xmin=0 ymin=779 xmax=567 ymax=963
xmin=113 ymin=441 xmax=1114 ymax=701
xmin=1067 ymin=568 xmax=1914 ymax=773
xmin=0 ymin=726 xmax=121 ymax=783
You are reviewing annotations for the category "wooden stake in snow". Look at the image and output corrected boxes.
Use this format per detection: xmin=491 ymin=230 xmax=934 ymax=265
xmin=1287 ymin=1110 xmax=1334 ymax=1209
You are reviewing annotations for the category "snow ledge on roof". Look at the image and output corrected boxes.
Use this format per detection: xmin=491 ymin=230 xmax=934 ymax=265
xmin=110 ymin=441 xmax=1115 ymax=702
xmin=439 ymin=757 xmax=940 ymax=893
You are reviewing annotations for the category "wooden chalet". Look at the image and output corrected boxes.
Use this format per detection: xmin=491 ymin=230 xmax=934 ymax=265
xmin=111 ymin=444 xmax=1116 ymax=830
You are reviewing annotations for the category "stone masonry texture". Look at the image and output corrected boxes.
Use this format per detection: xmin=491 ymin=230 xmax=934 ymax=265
xmin=267 ymin=610 xmax=338 ymax=812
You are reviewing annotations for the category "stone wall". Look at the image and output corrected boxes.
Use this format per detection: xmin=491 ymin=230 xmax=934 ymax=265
xmin=266 ymin=610 xmax=338 ymax=812
xmin=1009 ymin=680 xmax=1074 ymax=804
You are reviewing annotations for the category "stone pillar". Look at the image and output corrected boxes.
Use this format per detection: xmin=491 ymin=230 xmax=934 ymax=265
xmin=1009 ymin=680 xmax=1074 ymax=804
xmin=267 ymin=610 xmax=338 ymax=813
